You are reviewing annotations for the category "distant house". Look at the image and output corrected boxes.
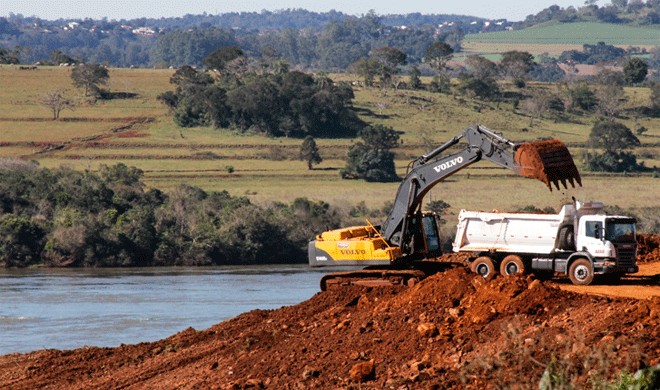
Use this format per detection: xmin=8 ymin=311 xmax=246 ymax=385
xmin=132 ymin=27 xmax=156 ymax=37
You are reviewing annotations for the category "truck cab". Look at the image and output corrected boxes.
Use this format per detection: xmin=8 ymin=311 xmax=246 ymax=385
xmin=576 ymin=215 xmax=638 ymax=275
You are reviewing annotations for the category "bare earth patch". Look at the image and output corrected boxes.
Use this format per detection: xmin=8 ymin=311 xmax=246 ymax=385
xmin=1 ymin=236 xmax=659 ymax=389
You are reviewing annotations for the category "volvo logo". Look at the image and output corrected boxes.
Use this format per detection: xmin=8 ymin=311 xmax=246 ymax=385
xmin=433 ymin=156 xmax=463 ymax=172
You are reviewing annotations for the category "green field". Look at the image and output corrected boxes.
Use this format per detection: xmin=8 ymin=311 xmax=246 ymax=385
xmin=463 ymin=22 xmax=660 ymax=55
xmin=0 ymin=65 xmax=658 ymax=223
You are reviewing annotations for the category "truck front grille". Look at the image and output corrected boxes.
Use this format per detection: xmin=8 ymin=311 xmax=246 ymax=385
xmin=615 ymin=244 xmax=636 ymax=267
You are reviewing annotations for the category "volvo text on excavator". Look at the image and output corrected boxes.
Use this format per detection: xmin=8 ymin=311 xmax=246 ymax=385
xmin=308 ymin=125 xmax=582 ymax=290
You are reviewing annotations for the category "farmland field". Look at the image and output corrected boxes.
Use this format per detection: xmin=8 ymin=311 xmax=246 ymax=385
xmin=0 ymin=65 xmax=658 ymax=222
xmin=463 ymin=22 xmax=660 ymax=55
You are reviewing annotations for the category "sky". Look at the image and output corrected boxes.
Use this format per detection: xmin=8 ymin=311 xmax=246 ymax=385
xmin=0 ymin=0 xmax=599 ymax=22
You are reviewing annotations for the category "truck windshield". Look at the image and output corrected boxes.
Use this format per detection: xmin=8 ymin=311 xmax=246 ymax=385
xmin=605 ymin=219 xmax=636 ymax=242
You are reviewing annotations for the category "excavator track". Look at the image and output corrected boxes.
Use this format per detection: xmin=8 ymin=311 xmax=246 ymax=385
xmin=319 ymin=262 xmax=457 ymax=291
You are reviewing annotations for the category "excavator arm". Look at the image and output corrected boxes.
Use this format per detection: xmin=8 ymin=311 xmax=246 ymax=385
xmin=381 ymin=124 xmax=581 ymax=255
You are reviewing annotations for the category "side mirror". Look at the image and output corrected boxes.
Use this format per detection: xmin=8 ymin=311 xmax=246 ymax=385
xmin=594 ymin=223 xmax=601 ymax=239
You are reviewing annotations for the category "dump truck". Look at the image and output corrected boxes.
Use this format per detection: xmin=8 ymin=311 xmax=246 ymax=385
xmin=453 ymin=200 xmax=638 ymax=285
xmin=309 ymin=124 xmax=583 ymax=290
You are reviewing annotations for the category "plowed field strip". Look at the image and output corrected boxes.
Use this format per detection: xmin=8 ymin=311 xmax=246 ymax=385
xmin=7 ymin=140 xmax=649 ymax=149
xmin=17 ymin=118 xmax=155 ymax=157
xmin=0 ymin=116 xmax=152 ymax=122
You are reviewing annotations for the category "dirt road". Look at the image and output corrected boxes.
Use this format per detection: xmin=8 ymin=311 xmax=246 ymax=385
xmin=559 ymin=261 xmax=660 ymax=299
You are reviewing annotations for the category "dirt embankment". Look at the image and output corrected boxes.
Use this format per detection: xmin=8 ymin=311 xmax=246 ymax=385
xmin=638 ymin=234 xmax=660 ymax=263
xmin=2 ymin=251 xmax=660 ymax=389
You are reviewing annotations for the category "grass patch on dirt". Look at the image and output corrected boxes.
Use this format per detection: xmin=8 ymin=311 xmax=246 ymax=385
xmin=0 ymin=66 xmax=170 ymax=121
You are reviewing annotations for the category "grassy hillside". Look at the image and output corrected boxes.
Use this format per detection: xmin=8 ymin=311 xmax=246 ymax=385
xmin=0 ymin=65 xmax=658 ymax=224
xmin=463 ymin=22 xmax=660 ymax=55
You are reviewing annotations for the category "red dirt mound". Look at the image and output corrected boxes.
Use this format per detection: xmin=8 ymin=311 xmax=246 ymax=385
xmin=1 ymin=264 xmax=658 ymax=389
xmin=638 ymin=234 xmax=660 ymax=263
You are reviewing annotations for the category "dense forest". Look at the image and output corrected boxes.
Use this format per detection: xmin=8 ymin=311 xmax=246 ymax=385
xmin=0 ymin=160 xmax=343 ymax=267
xmin=0 ymin=1 xmax=658 ymax=69
xmin=158 ymin=65 xmax=363 ymax=136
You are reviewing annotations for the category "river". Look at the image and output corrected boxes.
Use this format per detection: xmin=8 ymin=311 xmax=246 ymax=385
xmin=0 ymin=265 xmax=342 ymax=354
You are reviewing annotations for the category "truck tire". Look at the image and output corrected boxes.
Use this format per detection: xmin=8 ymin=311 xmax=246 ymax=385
xmin=568 ymin=258 xmax=594 ymax=286
xmin=500 ymin=255 xmax=525 ymax=276
xmin=472 ymin=256 xmax=496 ymax=281
xmin=558 ymin=225 xmax=575 ymax=251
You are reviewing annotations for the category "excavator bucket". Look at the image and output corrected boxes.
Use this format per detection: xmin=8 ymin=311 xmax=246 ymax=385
xmin=514 ymin=139 xmax=582 ymax=191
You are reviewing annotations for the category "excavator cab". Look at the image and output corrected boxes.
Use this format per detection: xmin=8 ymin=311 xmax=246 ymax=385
xmin=408 ymin=212 xmax=442 ymax=260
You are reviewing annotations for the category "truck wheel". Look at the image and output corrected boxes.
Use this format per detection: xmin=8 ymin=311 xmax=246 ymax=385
xmin=500 ymin=255 xmax=525 ymax=276
xmin=568 ymin=258 xmax=593 ymax=286
xmin=558 ymin=225 xmax=575 ymax=251
xmin=472 ymin=256 xmax=496 ymax=281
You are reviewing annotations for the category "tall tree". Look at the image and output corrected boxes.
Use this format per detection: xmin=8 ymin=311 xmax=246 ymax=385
xmin=589 ymin=121 xmax=640 ymax=153
xmin=596 ymin=83 xmax=625 ymax=118
xmin=587 ymin=120 xmax=641 ymax=172
xmin=408 ymin=65 xmax=422 ymax=90
xmin=465 ymin=55 xmax=498 ymax=80
xmin=425 ymin=42 xmax=454 ymax=73
xmin=40 ymin=90 xmax=74 ymax=120
xmin=456 ymin=73 xmax=500 ymax=100
xmin=50 ymin=50 xmax=76 ymax=65
xmin=499 ymin=50 xmax=535 ymax=87
xmin=203 ymin=46 xmax=244 ymax=70
xmin=651 ymin=81 xmax=660 ymax=112
xmin=522 ymin=92 xmax=550 ymax=126
xmin=425 ymin=42 xmax=454 ymax=94
xmin=623 ymin=57 xmax=648 ymax=85
xmin=349 ymin=57 xmax=380 ymax=87
xmin=299 ymin=136 xmax=323 ymax=170
xmin=342 ymin=124 xmax=400 ymax=182
xmin=370 ymin=46 xmax=407 ymax=88
xmin=169 ymin=65 xmax=214 ymax=92
xmin=71 ymin=64 xmax=110 ymax=97
xmin=0 ymin=47 xmax=20 ymax=64
xmin=561 ymin=82 xmax=597 ymax=112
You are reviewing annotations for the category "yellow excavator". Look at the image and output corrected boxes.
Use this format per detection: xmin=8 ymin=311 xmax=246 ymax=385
xmin=308 ymin=125 xmax=582 ymax=290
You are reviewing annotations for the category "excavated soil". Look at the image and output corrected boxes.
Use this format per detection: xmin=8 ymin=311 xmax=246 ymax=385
xmin=638 ymin=234 xmax=660 ymax=263
xmin=514 ymin=139 xmax=582 ymax=191
xmin=1 ymin=237 xmax=659 ymax=389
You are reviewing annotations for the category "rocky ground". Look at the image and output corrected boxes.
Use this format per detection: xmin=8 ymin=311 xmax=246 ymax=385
xmin=1 ymin=235 xmax=659 ymax=389
xmin=638 ymin=234 xmax=660 ymax=263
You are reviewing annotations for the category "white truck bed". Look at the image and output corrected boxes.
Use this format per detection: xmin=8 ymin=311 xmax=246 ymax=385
xmin=452 ymin=209 xmax=566 ymax=255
